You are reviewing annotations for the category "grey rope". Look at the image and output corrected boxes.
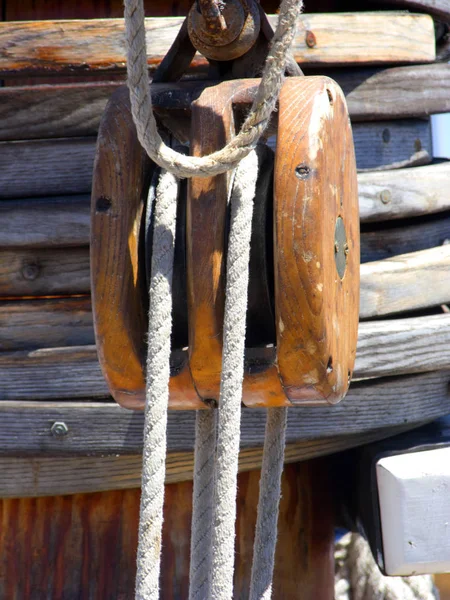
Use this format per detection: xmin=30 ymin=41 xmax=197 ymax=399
xmin=249 ymin=406 xmax=288 ymax=600
xmin=124 ymin=0 xmax=304 ymax=178
xmin=135 ymin=170 xmax=179 ymax=600
xmin=210 ymin=148 xmax=259 ymax=600
xmin=189 ymin=409 xmax=217 ymax=600
xmin=335 ymin=533 xmax=439 ymax=600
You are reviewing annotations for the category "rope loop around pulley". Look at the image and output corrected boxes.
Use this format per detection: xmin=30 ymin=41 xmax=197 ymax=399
xmin=124 ymin=0 xmax=304 ymax=178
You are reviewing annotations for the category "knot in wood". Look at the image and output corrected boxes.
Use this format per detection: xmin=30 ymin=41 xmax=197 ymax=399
xmin=188 ymin=0 xmax=260 ymax=61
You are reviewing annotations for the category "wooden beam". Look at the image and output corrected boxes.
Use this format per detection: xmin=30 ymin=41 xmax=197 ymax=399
xmin=0 ymin=370 xmax=448 ymax=455
xmin=1 ymin=65 xmax=449 ymax=143
xmin=358 ymin=162 xmax=450 ymax=222
xmin=0 ymin=138 xmax=95 ymax=199
xmin=355 ymin=314 xmax=450 ymax=379
xmin=333 ymin=63 xmax=450 ymax=122
xmin=0 ymin=297 xmax=93 ymax=352
xmin=0 ymin=14 xmax=435 ymax=77
xmin=0 ymin=427 xmax=415 ymax=498
xmin=360 ymin=246 xmax=450 ymax=318
xmin=0 ymin=120 xmax=433 ymax=200
xmin=0 ymin=247 xmax=90 ymax=297
xmin=360 ymin=212 xmax=450 ymax=263
xmin=0 ymin=195 xmax=90 ymax=248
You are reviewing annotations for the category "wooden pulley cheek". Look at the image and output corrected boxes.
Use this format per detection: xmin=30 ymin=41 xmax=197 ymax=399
xmin=274 ymin=77 xmax=360 ymax=405
xmin=90 ymin=86 xmax=203 ymax=411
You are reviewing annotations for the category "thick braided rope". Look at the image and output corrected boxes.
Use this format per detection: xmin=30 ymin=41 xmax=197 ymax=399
xmin=135 ymin=170 xmax=179 ymax=600
xmin=335 ymin=533 xmax=439 ymax=600
xmin=189 ymin=409 xmax=217 ymax=600
xmin=209 ymin=149 xmax=259 ymax=599
xmin=249 ymin=406 xmax=288 ymax=600
xmin=124 ymin=0 xmax=303 ymax=178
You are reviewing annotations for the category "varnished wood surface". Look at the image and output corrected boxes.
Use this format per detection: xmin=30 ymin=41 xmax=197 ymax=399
xmin=360 ymin=245 xmax=450 ymax=318
xmin=275 ymin=77 xmax=359 ymax=405
xmin=0 ymin=463 xmax=335 ymax=599
xmin=0 ymin=13 xmax=435 ymax=77
xmin=0 ymin=370 xmax=448 ymax=454
xmin=1 ymin=65 xmax=449 ymax=143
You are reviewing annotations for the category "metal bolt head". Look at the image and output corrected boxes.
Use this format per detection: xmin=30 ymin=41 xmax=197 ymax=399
xmin=305 ymin=30 xmax=316 ymax=48
xmin=344 ymin=242 xmax=349 ymax=256
xmin=380 ymin=190 xmax=391 ymax=204
xmin=334 ymin=241 xmax=340 ymax=254
xmin=22 ymin=262 xmax=40 ymax=281
xmin=51 ymin=421 xmax=69 ymax=437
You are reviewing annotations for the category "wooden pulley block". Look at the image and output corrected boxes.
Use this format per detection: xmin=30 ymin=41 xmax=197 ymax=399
xmin=90 ymin=76 xmax=359 ymax=411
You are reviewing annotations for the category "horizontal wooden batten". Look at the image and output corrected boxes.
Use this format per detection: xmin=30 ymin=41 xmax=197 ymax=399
xmin=358 ymin=162 xmax=450 ymax=222
xmin=0 ymin=297 xmax=93 ymax=352
xmin=0 ymin=427 xmax=421 ymax=498
xmin=0 ymin=13 xmax=435 ymax=77
xmin=0 ymin=119 xmax=433 ymax=200
xmin=0 ymin=370 xmax=448 ymax=456
xmin=2 ymin=312 xmax=450 ymax=399
xmin=359 ymin=245 xmax=450 ymax=318
xmin=1 ymin=64 xmax=449 ymax=143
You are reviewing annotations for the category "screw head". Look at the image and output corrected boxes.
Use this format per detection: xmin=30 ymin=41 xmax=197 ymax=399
xmin=380 ymin=190 xmax=391 ymax=204
xmin=22 ymin=262 xmax=40 ymax=281
xmin=51 ymin=421 xmax=69 ymax=437
xmin=334 ymin=241 xmax=340 ymax=254
xmin=305 ymin=30 xmax=316 ymax=48
xmin=344 ymin=243 xmax=349 ymax=256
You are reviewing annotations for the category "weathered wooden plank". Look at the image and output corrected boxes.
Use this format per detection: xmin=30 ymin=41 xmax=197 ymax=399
xmin=0 ymin=427 xmax=416 ymax=498
xmin=0 ymin=297 xmax=93 ymax=351
xmin=0 ymin=138 xmax=95 ymax=199
xmin=3 ymin=309 xmax=450 ymax=399
xmin=0 ymin=370 xmax=448 ymax=455
xmin=360 ymin=246 xmax=450 ymax=318
xmin=376 ymin=0 xmax=450 ymax=22
xmin=0 ymin=120 xmax=432 ymax=200
xmin=360 ymin=212 xmax=450 ymax=262
xmin=352 ymin=119 xmax=432 ymax=171
xmin=333 ymin=63 xmax=450 ymax=122
xmin=0 ymin=247 xmax=90 ymax=297
xmin=0 ymin=195 xmax=90 ymax=247
xmin=0 ymin=14 xmax=435 ymax=77
xmin=358 ymin=161 xmax=450 ymax=222
xmin=2 ymin=65 xmax=449 ymax=142
xmin=355 ymin=314 xmax=450 ymax=379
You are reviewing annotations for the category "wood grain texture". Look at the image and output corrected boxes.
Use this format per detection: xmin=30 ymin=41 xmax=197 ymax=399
xmin=360 ymin=212 xmax=450 ymax=263
xmin=355 ymin=314 xmax=450 ymax=379
xmin=0 ymin=122 xmax=434 ymax=201
xmin=0 ymin=247 xmax=89 ymax=297
xmin=360 ymin=245 xmax=450 ymax=318
xmin=358 ymin=161 xmax=450 ymax=222
xmin=376 ymin=0 xmax=450 ymax=22
xmin=3 ymin=309 xmax=450 ymax=399
xmin=351 ymin=119 xmax=432 ymax=171
xmin=186 ymin=83 xmax=233 ymax=402
xmin=275 ymin=77 xmax=359 ymax=405
xmin=90 ymin=86 xmax=202 ymax=410
xmin=0 ymin=428 xmax=415 ymax=498
xmin=334 ymin=63 xmax=450 ymax=122
xmin=0 ymin=138 xmax=95 ymax=199
xmin=0 ymin=297 xmax=93 ymax=351
xmin=0 ymin=464 xmax=334 ymax=599
xmin=0 ymin=13 xmax=435 ymax=77
xmin=0 ymin=370 xmax=448 ymax=455
xmin=0 ymin=195 xmax=90 ymax=248
xmin=2 ymin=65 xmax=449 ymax=142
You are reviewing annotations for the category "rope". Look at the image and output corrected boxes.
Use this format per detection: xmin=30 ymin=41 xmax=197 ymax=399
xmin=135 ymin=170 xmax=179 ymax=600
xmin=189 ymin=409 xmax=217 ymax=600
xmin=335 ymin=533 xmax=440 ymax=600
xmin=209 ymin=148 xmax=259 ymax=600
xmin=249 ymin=407 xmax=288 ymax=600
xmin=124 ymin=0 xmax=303 ymax=178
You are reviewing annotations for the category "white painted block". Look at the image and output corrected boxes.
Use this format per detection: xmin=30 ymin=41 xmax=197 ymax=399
xmin=376 ymin=447 xmax=450 ymax=576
